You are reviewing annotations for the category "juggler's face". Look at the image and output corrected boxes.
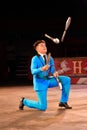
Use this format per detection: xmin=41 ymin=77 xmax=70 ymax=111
xmin=36 ymin=42 xmax=47 ymax=54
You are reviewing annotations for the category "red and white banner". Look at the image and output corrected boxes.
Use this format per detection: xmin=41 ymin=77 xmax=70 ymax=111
xmin=54 ymin=57 xmax=87 ymax=84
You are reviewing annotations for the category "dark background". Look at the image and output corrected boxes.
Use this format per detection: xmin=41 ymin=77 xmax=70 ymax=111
xmin=0 ymin=0 xmax=87 ymax=83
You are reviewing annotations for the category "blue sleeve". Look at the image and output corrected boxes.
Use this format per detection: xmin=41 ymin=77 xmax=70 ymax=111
xmin=30 ymin=56 xmax=42 ymax=75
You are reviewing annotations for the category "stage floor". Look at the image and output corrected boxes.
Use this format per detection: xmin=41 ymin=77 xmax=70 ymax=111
xmin=0 ymin=85 xmax=87 ymax=130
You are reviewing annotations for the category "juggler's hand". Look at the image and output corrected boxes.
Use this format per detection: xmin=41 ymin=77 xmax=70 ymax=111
xmin=41 ymin=64 xmax=50 ymax=71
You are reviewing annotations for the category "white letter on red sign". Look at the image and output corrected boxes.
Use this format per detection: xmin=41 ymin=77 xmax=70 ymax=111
xmin=73 ymin=61 xmax=82 ymax=74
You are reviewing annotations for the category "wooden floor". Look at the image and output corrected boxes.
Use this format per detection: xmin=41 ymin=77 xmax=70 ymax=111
xmin=0 ymin=84 xmax=87 ymax=130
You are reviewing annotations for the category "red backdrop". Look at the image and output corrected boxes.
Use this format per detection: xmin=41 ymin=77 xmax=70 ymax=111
xmin=54 ymin=57 xmax=87 ymax=84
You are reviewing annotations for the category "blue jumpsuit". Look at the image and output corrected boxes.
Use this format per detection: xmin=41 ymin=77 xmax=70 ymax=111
xmin=23 ymin=55 xmax=71 ymax=111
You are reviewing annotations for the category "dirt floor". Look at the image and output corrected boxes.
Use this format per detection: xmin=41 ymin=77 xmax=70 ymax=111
xmin=0 ymin=84 xmax=87 ymax=130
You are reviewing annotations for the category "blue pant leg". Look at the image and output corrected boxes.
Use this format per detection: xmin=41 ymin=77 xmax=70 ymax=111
xmin=58 ymin=76 xmax=71 ymax=102
xmin=48 ymin=76 xmax=58 ymax=88
xmin=23 ymin=90 xmax=47 ymax=111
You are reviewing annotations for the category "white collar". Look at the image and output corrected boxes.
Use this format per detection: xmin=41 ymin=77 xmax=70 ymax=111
xmin=38 ymin=52 xmax=46 ymax=57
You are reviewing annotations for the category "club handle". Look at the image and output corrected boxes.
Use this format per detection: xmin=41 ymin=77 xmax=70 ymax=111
xmin=46 ymin=52 xmax=51 ymax=64
xmin=45 ymin=34 xmax=53 ymax=40
xmin=61 ymin=30 xmax=66 ymax=42
xmin=56 ymin=77 xmax=62 ymax=90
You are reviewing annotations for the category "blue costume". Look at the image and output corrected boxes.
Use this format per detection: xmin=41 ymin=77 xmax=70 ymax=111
xmin=23 ymin=54 xmax=71 ymax=111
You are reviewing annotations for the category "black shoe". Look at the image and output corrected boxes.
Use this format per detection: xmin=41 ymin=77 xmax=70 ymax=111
xmin=19 ymin=97 xmax=25 ymax=110
xmin=59 ymin=102 xmax=72 ymax=109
